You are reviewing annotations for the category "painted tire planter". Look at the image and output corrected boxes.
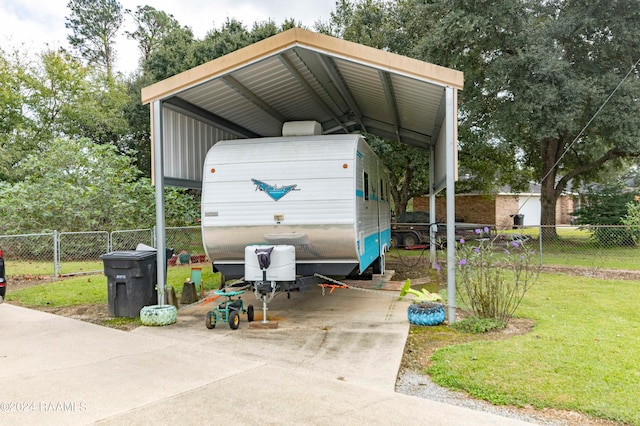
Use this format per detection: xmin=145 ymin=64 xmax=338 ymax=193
xmin=140 ymin=305 xmax=178 ymax=326
xmin=407 ymin=302 xmax=446 ymax=326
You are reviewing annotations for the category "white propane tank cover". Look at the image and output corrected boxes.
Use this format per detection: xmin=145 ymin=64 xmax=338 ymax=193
xmin=244 ymin=245 xmax=296 ymax=281
xmin=282 ymin=121 xmax=322 ymax=136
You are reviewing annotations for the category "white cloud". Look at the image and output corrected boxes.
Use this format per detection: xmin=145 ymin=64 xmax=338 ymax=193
xmin=0 ymin=0 xmax=336 ymax=74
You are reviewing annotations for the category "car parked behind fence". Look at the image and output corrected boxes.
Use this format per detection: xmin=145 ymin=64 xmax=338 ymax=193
xmin=391 ymin=211 xmax=495 ymax=248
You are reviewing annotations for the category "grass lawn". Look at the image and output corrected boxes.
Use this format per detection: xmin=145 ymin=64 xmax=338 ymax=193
xmin=6 ymin=265 xmax=220 ymax=308
xmin=427 ymin=273 xmax=640 ymax=425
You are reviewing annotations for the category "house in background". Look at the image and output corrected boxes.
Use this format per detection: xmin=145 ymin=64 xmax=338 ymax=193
xmin=413 ymin=184 xmax=576 ymax=229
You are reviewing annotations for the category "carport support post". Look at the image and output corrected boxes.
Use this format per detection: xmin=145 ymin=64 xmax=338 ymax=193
xmin=153 ymin=100 xmax=168 ymax=305
xmin=445 ymin=87 xmax=457 ymax=324
xmin=429 ymin=145 xmax=437 ymax=264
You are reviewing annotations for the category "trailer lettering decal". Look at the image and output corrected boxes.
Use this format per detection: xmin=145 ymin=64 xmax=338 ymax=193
xmin=251 ymin=178 xmax=298 ymax=201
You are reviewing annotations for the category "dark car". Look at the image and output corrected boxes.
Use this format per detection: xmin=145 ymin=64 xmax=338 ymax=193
xmin=0 ymin=249 xmax=5 ymax=303
xmin=391 ymin=211 xmax=495 ymax=248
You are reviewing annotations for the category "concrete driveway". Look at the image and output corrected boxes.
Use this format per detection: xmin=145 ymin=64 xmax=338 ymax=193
xmin=0 ymin=282 xmax=533 ymax=425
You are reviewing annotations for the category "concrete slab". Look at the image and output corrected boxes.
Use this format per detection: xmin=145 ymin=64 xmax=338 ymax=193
xmin=0 ymin=284 xmax=534 ymax=425
xmin=135 ymin=284 xmax=408 ymax=391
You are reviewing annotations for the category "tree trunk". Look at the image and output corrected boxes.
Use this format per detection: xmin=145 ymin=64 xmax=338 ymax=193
xmin=539 ymin=137 xmax=561 ymax=241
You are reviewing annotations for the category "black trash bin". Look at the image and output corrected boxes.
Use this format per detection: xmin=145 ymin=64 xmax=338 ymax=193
xmin=100 ymin=250 xmax=159 ymax=318
xmin=512 ymin=213 xmax=525 ymax=228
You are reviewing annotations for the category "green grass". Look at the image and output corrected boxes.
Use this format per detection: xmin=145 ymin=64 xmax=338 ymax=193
xmin=6 ymin=264 xmax=220 ymax=308
xmin=428 ymin=273 xmax=640 ymax=425
xmin=541 ymin=244 xmax=640 ymax=269
xmin=4 ymin=260 xmax=56 ymax=276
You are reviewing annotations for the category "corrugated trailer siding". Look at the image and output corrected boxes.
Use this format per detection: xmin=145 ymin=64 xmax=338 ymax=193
xmin=208 ymin=137 xmax=357 ymax=164
xmin=202 ymin=135 xmax=360 ymax=264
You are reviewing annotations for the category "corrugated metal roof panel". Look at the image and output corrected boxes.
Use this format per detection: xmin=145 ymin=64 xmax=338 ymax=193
xmin=142 ymin=28 xmax=462 ymax=183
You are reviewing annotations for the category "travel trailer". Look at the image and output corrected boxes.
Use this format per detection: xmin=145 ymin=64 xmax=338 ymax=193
xmin=201 ymin=121 xmax=391 ymax=299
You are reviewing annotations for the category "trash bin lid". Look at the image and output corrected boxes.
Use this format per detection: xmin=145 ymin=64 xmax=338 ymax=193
xmin=100 ymin=250 xmax=157 ymax=261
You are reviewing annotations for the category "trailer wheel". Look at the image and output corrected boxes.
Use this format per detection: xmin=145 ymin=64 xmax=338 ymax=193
xmin=140 ymin=305 xmax=177 ymax=326
xmin=247 ymin=305 xmax=255 ymax=322
xmin=390 ymin=234 xmax=400 ymax=248
xmin=228 ymin=310 xmax=240 ymax=330
xmin=205 ymin=310 xmax=216 ymax=329
xmin=403 ymin=233 xmax=419 ymax=248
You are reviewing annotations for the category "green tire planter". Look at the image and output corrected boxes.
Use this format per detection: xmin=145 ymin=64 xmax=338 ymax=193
xmin=140 ymin=305 xmax=178 ymax=326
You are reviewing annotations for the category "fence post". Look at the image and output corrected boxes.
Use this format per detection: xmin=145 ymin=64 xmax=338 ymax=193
xmin=539 ymin=225 xmax=543 ymax=265
xmin=53 ymin=230 xmax=59 ymax=278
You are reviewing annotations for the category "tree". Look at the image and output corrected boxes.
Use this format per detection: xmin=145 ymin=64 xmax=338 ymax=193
xmin=367 ymin=136 xmax=430 ymax=213
xmin=573 ymin=183 xmax=637 ymax=246
xmin=394 ymin=0 xmax=640 ymax=237
xmin=65 ymin=0 xmax=124 ymax=79
xmin=318 ymin=1 xmax=434 ymax=213
xmin=0 ymin=138 xmax=199 ymax=234
xmin=190 ymin=18 xmax=252 ymax=65
xmin=327 ymin=0 xmax=640 ymax=232
xmin=0 ymin=47 xmax=31 ymax=182
xmin=121 ymin=73 xmax=153 ymax=177
xmin=125 ymin=6 xmax=184 ymax=66
xmin=143 ymin=24 xmax=196 ymax=81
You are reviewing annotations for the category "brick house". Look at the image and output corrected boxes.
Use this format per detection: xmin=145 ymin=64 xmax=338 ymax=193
xmin=413 ymin=188 xmax=575 ymax=229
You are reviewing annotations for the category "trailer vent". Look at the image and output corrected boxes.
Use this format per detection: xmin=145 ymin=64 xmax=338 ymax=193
xmin=282 ymin=121 xmax=322 ymax=136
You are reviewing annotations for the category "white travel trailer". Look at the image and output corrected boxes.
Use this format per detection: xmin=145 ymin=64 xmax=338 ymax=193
xmin=201 ymin=121 xmax=391 ymax=293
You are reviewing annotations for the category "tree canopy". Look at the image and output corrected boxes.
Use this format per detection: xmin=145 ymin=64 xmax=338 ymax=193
xmin=0 ymin=138 xmax=198 ymax=234
xmin=65 ymin=0 xmax=124 ymax=79
xmin=322 ymin=0 xmax=640 ymax=231
xmin=4 ymin=0 xmax=640 ymax=234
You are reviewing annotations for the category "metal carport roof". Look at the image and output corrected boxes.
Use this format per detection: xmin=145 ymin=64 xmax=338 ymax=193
xmin=142 ymin=28 xmax=463 ymax=321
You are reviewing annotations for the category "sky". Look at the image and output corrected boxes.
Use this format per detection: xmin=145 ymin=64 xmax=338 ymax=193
xmin=0 ymin=0 xmax=338 ymax=74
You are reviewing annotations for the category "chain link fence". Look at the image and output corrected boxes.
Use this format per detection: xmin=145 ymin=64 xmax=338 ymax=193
xmin=0 ymin=233 xmax=57 ymax=276
xmin=2 ymin=224 xmax=639 ymax=279
xmin=0 ymin=226 xmax=207 ymax=278
xmin=165 ymin=226 xmax=204 ymax=263
xmin=57 ymin=231 xmax=110 ymax=276
xmin=498 ymin=225 xmax=640 ymax=271
xmin=111 ymin=229 xmax=154 ymax=251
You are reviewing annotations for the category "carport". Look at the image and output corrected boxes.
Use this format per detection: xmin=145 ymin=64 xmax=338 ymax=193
xmin=141 ymin=28 xmax=463 ymax=321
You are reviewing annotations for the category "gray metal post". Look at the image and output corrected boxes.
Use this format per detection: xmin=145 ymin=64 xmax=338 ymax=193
xmin=539 ymin=225 xmax=543 ymax=265
xmin=53 ymin=230 xmax=59 ymax=279
xmin=152 ymin=100 xmax=168 ymax=305
xmin=429 ymin=145 xmax=437 ymax=265
xmin=445 ymin=87 xmax=457 ymax=323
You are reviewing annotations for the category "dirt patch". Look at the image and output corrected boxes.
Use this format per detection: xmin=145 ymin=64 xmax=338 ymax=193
xmin=5 ymin=275 xmax=140 ymax=331
xmin=41 ymin=304 xmax=141 ymax=331
xmin=5 ymin=274 xmax=58 ymax=291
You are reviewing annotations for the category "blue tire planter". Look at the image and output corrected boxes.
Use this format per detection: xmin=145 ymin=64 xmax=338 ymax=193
xmin=407 ymin=302 xmax=446 ymax=326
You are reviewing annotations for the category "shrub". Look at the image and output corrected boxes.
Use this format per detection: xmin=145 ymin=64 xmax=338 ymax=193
xmin=573 ymin=184 xmax=637 ymax=247
xmin=456 ymin=229 xmax=540 ymax=323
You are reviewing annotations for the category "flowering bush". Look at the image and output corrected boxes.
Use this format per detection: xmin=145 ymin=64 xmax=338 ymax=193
xmin=456 ymin=228 xmax=540 ymax=322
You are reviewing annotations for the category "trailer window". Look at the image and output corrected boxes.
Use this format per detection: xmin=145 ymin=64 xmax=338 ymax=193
xmin=380 ymin=179 xmax=384 ymax=201
xmin=364 ymin=172 xmax=369 ymax=200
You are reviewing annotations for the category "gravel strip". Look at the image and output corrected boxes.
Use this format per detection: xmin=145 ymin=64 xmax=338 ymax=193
xmin=396 ymin=370 xmax=564 ymax=425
